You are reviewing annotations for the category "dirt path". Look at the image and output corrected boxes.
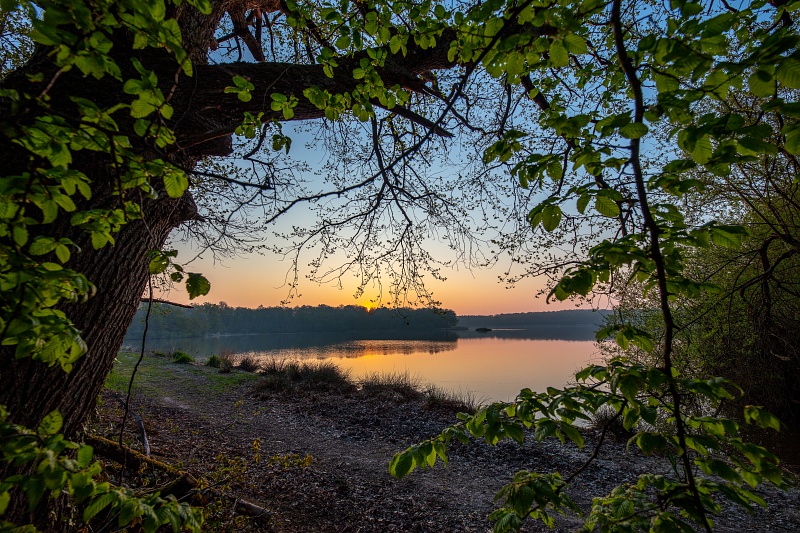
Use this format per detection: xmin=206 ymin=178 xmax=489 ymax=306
xmin=94 ymin=358 xmax=800 ymax=532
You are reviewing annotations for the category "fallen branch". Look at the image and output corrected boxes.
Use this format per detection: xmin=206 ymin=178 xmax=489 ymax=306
xmin=87 ymin=435 xmax=272 ymax=520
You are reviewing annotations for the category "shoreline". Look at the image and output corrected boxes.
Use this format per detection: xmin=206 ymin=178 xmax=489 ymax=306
xmin=95 ymin=353 xmax=800 ymax=532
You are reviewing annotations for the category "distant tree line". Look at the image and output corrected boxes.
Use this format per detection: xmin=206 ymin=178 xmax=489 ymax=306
xmin=458 ymin=310 xmax=608 ymax=330
xmin=125 ymin=303 xmax=458 ymax=339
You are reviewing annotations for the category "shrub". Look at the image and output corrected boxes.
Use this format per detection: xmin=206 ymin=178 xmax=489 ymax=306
xmin=588 ymin=404 xmax=634 ymax=440
xmin=235 ymin=353 xmax=261 ymax=373
xmin=359 ymin=371 xmax=423 ymax=401
xmin=171 ymin=351 xmax=194 ymax=364
xmin=423 ymin=385 xmax=480 ymax=413
xmin=256 ymin=359 xmax=353 ymax=394
xmin=207 ymin=355 xmax=221 ymax=368
xmin=219 ymin=354 xmax=233 ymax=374
xmin=260 ymin=356 xmax=289 ymax=375
xmin=218 ymin=349 xmax=235 ymax=373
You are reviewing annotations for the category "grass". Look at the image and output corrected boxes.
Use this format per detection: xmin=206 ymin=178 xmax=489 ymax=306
xmin=171 ymin=351 xmax=194 ymax=364
xmin=257 ymin=357 xmax=354 ymax=394
xmin=357 ymin=371 xmax=480 ymax=411
xmin=107 ymin=351 xmax=480 ymax=412
xmin=235 ymin=353 xmax=261 ymax=373
xmin=422 ymin=384 xmax=480 ymax=413
xmin=359 ymin=371 xmax=423 ymax=401
xmin=105 ymin=351 xmax=260 ymax=398
xmin=589 ymin=404 xmax=634 ymax=439
xmin=218 ymin=349 xmax=235 ymax=373
xmin=255 ymin=359 xmax=481 ymax=412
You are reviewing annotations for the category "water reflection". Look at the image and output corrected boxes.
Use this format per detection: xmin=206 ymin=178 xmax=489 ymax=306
xmin=128 ymin=328 xmax=601 ymax=402
xmin=128 ymin=326 xmax=597 ymax=357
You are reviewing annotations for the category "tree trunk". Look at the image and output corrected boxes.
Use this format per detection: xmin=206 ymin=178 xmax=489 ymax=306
xmin=0 ymin=0 xmax=470 ymax=437
xmin=0 ymin=190 xmax=197 ymax=436
xmin=0 ymin=4 xmax=217 ymax=437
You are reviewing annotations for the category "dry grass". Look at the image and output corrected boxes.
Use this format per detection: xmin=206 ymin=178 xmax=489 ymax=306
xmin=359 ymin=371 xmax=423 ymax=401
xmin=589 ymin=404 xmax=634 ymax=439
xmin=422 ymin=384 xmax=480 ymax=413
xmin=235 ymin=353 xmax=261 ymax=373
xmin=218 ymin=348 xmax=235 ymax=373
xmin=256 ymin=358 xmax=354 ymax=394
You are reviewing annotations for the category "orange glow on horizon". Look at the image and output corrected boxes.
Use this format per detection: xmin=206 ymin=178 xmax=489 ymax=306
xmin=162 ymin=244 xmax=593 ymax=315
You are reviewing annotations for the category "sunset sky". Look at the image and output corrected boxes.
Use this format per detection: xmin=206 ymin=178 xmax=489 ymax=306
xmin=161 ymin=242 xmax=584 ymax=315
xmin=158 ymin=122 xmax=591 ymax=315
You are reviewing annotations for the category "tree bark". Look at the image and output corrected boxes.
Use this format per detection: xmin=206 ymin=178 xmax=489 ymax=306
xmin=0 ymin=0 xmax=533 ymax=436
xmin=0 ymin=190 xmax=197 ymax=435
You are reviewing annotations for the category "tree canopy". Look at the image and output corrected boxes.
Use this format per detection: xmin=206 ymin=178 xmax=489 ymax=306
xmin=1 ymin=0 xmax=799 ymax=530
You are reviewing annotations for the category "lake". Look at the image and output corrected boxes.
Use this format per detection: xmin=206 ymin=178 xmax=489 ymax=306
xmin=129 ymin=328 xmax=602 ymax=402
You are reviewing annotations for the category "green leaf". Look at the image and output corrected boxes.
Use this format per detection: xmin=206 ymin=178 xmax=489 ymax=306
xmin=130 ymin=98 xmax=157 ymax=118
xmin=389 ymin=451 xmax=414 ymax=478
xmin=748 ymin=69 xmax=775 ymax=98
xmin=782 ymin=123 xmax=800 ymax=155
xmin=185 ymin=273 xmax=211 ymax=299
xmin=186 ymin=0 xmax=212 ymax=15
xmin=562 ymin=34 xmax=587 ymax=55
xmin=390 ymin=35 xmax=404 ymax=55
xmin=541 ymin=205 xmax=562 ymax=232
xmin=549 ymin=40 xmax=569 ymax=68
xmin=709 ymin=225 xmax=745 ymax=248
xmin=29 ymin=236 xmax=57 ymax=256
xmin=37 ymin=410 xmax=63 ymax=436
xmin=77 ymin=444 xmax=94 ymax=468
xmin=743 ymin=405 xmax=781 ymax=431
xmin=619 ymin=122 xmax=649 ymax=139
xmin=0 ymin=491 xmax=10 ymax=515
xmin=576 ymin=193 xmax=590 ymax=214
xmin=119 ymin=500 xmax=140 ymax=527
xmin=636 ymin=432 xmax=667 ymax=455
xmin=595 ymin=194 xmax=620 ymax=218
xmin=148 ymin=253 xmax=170 ymax=274
xmin=55 ymin=244 xmax=71 ymax=263
xmin=335 ymin=35 xmax=351 ymax=49
xmin=690 ymin=135 xmax=713 ymax=164
xmin=560 ymin=422 xmax=584 ymax=448
xmin=163 ymin=172 xmax=189 ymax=198
xmin=13 ymin=225 xmax=28 ymax=246
xmin=776 ymin=58 xmax=800 ymax=89
xmin=504 ymin=423 xmax=525 ymax=444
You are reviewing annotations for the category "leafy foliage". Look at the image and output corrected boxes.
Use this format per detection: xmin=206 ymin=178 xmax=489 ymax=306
xmin=0 ymin=405 xmax=203 ymax=531
xmin=387 ymin=0 xmax=796 ymax=530
xmin=1 ymin=0 xmax=209 ymax=528
xmin=2 ymin=0 xmax=798 ymax=529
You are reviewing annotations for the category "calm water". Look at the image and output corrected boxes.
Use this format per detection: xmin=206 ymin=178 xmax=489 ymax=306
xmin=131 ymin=329 xmax=601 ymax=402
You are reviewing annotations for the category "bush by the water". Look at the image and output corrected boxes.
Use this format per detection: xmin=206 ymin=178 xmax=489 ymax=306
xmin=207 ymin=354 xmax=222 ymax=368
xmin=171 ymin=351 xmax=194 ymax=364
xmin=360 ymin=371 xmax=423 ymax=401
xmin=236 ymin=354 xmax=261 ymax=373
xmin=258 ymin=358 xmax=354 ymax=393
